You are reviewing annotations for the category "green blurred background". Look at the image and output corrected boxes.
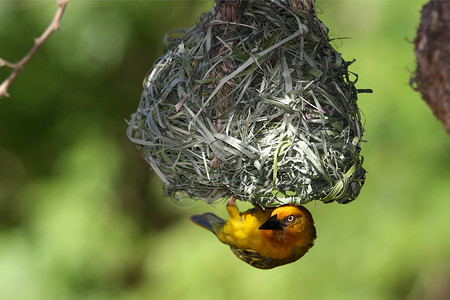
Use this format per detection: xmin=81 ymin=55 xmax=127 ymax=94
xmin=0 ymin=1 xmax=449 ymax=299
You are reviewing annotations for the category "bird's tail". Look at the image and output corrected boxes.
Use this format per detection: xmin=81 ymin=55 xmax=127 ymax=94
xmin=190 ymin=213 xmax=226 ymax=236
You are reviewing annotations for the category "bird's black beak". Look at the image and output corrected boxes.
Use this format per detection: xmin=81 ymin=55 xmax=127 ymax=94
xmin=259 ymin=214 xmax=285 ymax=231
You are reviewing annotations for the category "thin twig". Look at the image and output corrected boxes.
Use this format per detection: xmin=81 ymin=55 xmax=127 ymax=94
xmin=0 ymin=0 xmax=70 ymax=99
xmin=0 ymin=58 xmax=17 ymax=69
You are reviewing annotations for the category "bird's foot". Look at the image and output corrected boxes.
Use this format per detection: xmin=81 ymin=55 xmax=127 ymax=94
xmin=227 ymin=196 xmax=236 ymax=207
xmin=226 ymin=196 xmax=240 ymax=219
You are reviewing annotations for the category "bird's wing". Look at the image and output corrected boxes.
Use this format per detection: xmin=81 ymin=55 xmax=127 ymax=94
xmin=230 ymin=246 xmax=304 ymax=269
xmin=229 ymin=247 xmax=278 ymax=269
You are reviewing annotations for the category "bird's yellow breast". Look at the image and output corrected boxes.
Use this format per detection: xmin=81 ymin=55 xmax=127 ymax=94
xmin=217 ymin=206 xmax=297 ymax=260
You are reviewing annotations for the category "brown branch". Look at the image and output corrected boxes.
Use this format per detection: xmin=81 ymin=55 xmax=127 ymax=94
xmin=411 ymin=0 xmax=450 ymax=133
xmin=0 ymin=0 xmax=70 ymax=99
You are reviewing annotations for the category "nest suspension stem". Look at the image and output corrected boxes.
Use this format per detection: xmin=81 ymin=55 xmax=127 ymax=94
xmin=215 ymin=0 xmax=316 ymax=19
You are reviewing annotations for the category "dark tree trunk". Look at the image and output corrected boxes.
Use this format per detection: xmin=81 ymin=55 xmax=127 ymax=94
xmin=411 ymin=0 xmax=450 ymax=133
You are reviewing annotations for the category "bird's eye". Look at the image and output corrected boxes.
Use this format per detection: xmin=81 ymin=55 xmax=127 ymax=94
xmin=287 ymin=215 xmax=295 ymax=222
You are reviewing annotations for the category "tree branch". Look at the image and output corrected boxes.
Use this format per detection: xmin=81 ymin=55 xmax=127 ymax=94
xmin=0 ymin=0 xmax=70 ymax=99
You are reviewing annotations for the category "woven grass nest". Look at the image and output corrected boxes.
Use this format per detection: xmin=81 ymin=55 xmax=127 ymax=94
xmin=127 ymin=0 xmax=367 ymax=207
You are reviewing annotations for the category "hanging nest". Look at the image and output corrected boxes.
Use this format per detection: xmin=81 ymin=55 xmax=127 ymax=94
xmin=127 ymin=0 xmax=367 ymax=207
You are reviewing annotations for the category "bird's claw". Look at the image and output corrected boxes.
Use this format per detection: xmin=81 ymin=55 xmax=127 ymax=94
xmin=227 ymin=196 xmax=236 ymax=207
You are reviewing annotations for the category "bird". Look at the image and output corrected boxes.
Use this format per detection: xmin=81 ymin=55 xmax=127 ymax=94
xmin=190 ymin=197 xmax=316 ymax=269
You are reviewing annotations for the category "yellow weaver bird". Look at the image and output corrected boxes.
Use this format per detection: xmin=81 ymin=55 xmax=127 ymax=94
xmin=190 ymin=197 xmax=316 ymax=269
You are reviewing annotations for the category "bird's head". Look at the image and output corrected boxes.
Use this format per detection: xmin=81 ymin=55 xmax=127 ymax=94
xmin=258 ymin=205 xmax=316 ymax=247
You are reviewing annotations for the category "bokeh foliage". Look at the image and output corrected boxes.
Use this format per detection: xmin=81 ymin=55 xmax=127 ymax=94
xmin=0 ymin=1 xmax=449 ymax=299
